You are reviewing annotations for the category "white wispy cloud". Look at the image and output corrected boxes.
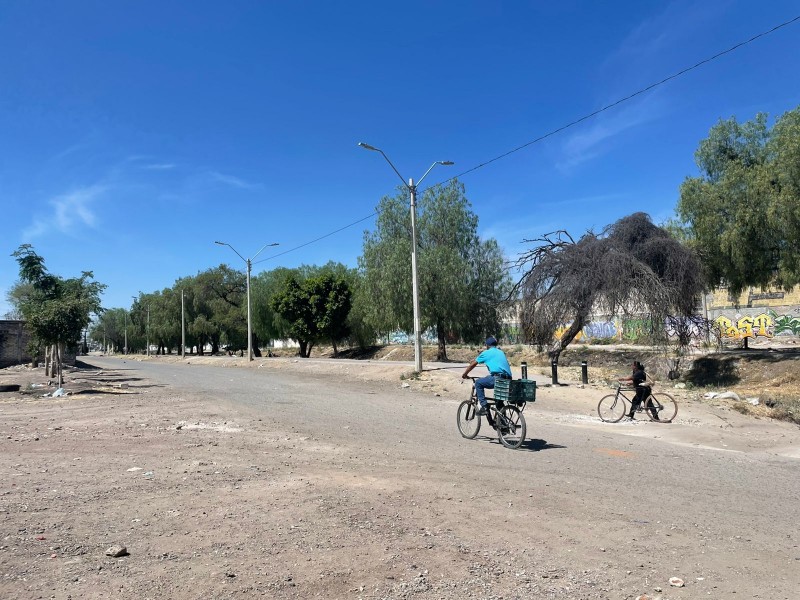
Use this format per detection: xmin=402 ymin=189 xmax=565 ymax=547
xmin=556 ymin=0 xmax=718 ymax=171
xmin=143 ymin=163 xmax=176 ymax=170
xmin=23 ymin=185 xmax=105 ymax=239
xmin=557 ymin=94 xmax=666 ymax=170
xmin=601 ymin=0 xmax=721 ymax=72
xmin=208 ymin=171 xmax=262 ymax=190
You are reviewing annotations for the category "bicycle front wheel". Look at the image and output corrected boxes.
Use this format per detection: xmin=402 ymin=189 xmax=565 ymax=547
xmin=598 ymin=394 xmax=626 ymax=422
xmin=457 ymin=400 xmax=481 ymax=438
xmin=645 ymin=392 xmax=678 ymax=423
xmin=497 ymin=405 xmax=526 ymax=449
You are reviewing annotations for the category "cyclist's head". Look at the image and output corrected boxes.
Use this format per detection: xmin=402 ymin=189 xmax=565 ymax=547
xmin=485 ymin=336 xmax=498 ymax=347
xmin=633 ymin=361 xmax=643 ymax=370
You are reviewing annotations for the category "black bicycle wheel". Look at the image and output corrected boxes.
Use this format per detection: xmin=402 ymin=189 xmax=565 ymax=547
xmin=597 ymin=394 xmax=626 ymax=422
xmin=497 ymin=405 xmax=526 ymax=449
xmin=457 ymin=400 xmax=481 ymax=439
xmin=645 ymin=392 xmax=678 ymax=423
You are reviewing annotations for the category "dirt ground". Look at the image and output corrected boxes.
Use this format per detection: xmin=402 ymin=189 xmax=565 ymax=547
xmin=1 ymin=346 xmax=799 ymax=599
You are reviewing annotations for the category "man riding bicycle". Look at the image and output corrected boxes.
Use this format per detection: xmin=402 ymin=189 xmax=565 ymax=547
xmin=461 ymin=336 xmax=512 ymax=416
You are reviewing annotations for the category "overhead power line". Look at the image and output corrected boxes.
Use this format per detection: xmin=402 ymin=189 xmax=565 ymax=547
xmin=257 ymin=14 xmax=800 ymax=263
xmin=253 ymin=211 xmax=377 ymax=265
xmin=428 ymin=13 xmax=800 ymax=189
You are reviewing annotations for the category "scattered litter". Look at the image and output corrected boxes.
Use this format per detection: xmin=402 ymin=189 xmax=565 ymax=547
xmin=669 ymin=576 xmax=685 ymax=587
xmin=703 ymin=392 xmax=718 ymax=399
xmin=716 ymin=391 xmax=741 ymax=401
xmin=143 ymin=471 xmax=154 ymax=478
xmin=746 ymin=397 xmax=760 ymax=405
xmin=51 ymin=388 xmax=67 ymax=397
xmin=174 ymin=421 xmax=242 ymax=433
xmin=401 ymin=383 xmax=411 ymax=388
xmin=126 ymin=467 xmax=143 ymax=472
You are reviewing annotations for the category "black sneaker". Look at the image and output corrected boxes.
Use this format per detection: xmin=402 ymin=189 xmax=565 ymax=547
xmin=476 ymin=406 xmax=487 ymax=416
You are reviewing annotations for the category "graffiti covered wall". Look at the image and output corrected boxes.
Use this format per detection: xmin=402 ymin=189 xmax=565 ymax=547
xmin=713 ymin=309 xmax=800 ymax=340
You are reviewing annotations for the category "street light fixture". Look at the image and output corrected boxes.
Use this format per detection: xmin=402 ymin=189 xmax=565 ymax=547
xmin=358 ymin=142 xmax=454 ymax=372
xmin=215 ymin=241 xmax=279 ymax=361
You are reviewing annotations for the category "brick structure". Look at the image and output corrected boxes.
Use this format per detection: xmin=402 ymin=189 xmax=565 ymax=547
xmin=0 ymin=320 xmax=31 ymax=368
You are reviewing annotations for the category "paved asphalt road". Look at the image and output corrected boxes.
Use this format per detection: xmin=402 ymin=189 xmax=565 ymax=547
xmin=84 ymin=356 xmax=800 ymax=597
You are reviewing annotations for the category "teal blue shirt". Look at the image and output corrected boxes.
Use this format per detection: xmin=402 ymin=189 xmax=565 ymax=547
xmin=476 ymin=347 xmax=512 ymax=378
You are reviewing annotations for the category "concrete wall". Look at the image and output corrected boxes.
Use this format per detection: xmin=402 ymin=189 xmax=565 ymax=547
xmin=0 ymin=320 xmax=31 ymax=367
xmin=705 ymin=287 xmax=800 ymax=341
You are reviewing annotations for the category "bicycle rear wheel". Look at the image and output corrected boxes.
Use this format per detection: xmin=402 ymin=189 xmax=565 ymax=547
xmin=457 ymin=400 xmax=481 ymax=438
xmin=597 ymin=394 xmax=626 ymax=422
xmin=497 ymin=405 xmax=526 ymax=449
xmin=645 ymin=392 xmax=678 ymax=422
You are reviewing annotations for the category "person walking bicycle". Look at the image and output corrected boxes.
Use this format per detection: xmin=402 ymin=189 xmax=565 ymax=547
xmin=619 ymin=361 xmax=657 ymax=420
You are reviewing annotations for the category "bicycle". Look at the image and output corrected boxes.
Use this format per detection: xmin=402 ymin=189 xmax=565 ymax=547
xmin=597 ymin=384 xmax=678 ymax=423
xmin=457 ymin=377 xmax=528 ymax=449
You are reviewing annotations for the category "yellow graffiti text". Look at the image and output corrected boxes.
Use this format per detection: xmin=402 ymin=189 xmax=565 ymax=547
xmin=714 ymin=313 xmax=774 ymax=339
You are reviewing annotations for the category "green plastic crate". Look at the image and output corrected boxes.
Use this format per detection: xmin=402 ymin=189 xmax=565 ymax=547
xmin=494 ymin=378 xmax=536 ymax=404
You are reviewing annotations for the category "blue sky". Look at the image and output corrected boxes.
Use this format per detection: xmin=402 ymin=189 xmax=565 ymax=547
xmin=2 ymin=0 xmax=799 ymax=316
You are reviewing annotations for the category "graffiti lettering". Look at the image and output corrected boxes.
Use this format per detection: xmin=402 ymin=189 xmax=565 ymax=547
xmin=714 ymin=313 xmax=774 ymax=339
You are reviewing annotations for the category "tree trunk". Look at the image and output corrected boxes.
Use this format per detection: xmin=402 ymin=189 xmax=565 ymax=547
xmin=332 ymin=340 xmax=338 ymax=357
xmin=55 ymin=343 xmax=64 ymax=388
xmin=252 ymin=333 xmax=262 ymax=358
xmin=48 ymin=344 xmax=58 ymax=379
xmin=548 ymin=315 xmax=586 ymax=364
xmin=45 ymin=345 xmax=51 ymax=376
xmin=436 ymin=320 xmax=448 ymax=362
xmin=298 ymin=340 xmax=308 ymax=358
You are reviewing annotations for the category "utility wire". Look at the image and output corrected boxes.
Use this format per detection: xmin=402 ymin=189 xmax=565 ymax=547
xmin=254 ymin=14 xmax=800 ymax=263
xmin=253 ymin=211 xmax=378 ymax=265
xmin=427 ymin=13 xmax=800 ymax=190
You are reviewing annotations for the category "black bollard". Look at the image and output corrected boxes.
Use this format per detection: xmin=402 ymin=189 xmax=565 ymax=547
xmin=551 ymin=359 xmax=559 ymax=385
xmin=521 ymin=361 xmax=528 ymax=379
xmin=581 ymin=360 xmax=588 ymax=385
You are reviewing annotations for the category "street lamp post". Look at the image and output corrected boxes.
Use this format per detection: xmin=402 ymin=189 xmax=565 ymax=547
xmin=181 ymin=289 xmax=186 ymax=359
xmin=215 ymin=241 xmax=279 ymax=361
xmin=358 ymin=142 xmax=454 ymax=373
xmin=124 ymin=310 xmax=128 ymax=355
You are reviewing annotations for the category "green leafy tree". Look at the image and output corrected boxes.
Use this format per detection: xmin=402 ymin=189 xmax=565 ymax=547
xmin=90 ymin=307 xmax=126 ymax=352
xmin=677 ymin=107 xmax=800 ymax=295
xmin=250 ymin=267 xmax=297 ymax=347
xmin=271 ymin=273 xmax=352 ymax=357
xmin=360 ymin=179 xmax=511 ymax=360
xmin=11 ymin=244 xmax=105 ymax=385
xmin=192 ymin=265 xmax=246 ymax=354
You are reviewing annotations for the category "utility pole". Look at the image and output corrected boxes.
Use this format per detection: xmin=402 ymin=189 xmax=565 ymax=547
xmin=358 ymin=142 xmax=453 ymax=373
xmin=181 ymin=289 xmax=186 ymax=359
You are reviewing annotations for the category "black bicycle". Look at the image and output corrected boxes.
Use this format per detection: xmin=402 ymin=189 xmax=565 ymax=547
xmin=457 ymin=377 xmax=527 ymax=449
xmin=597 ymin=384 xmax=678 ymax=423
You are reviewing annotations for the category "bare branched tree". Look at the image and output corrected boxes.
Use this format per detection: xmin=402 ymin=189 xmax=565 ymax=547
xmin=515 ymin=213 xmax=706 ymax=362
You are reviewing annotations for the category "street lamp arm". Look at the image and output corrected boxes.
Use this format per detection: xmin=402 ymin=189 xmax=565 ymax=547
xmin=358 ymin=142 xmax=407 ymax=189
xmin=215 ymin=241 xmax=247 ymax=264
xmin=416 ymin=160 xmax=455 ymax=187
xmin=251 ymin=242 xmax=279 ymax=261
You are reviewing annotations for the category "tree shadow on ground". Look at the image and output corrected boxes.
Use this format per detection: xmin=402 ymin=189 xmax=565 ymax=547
xmin=685 ymin=356 xmax=739 ymax=387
